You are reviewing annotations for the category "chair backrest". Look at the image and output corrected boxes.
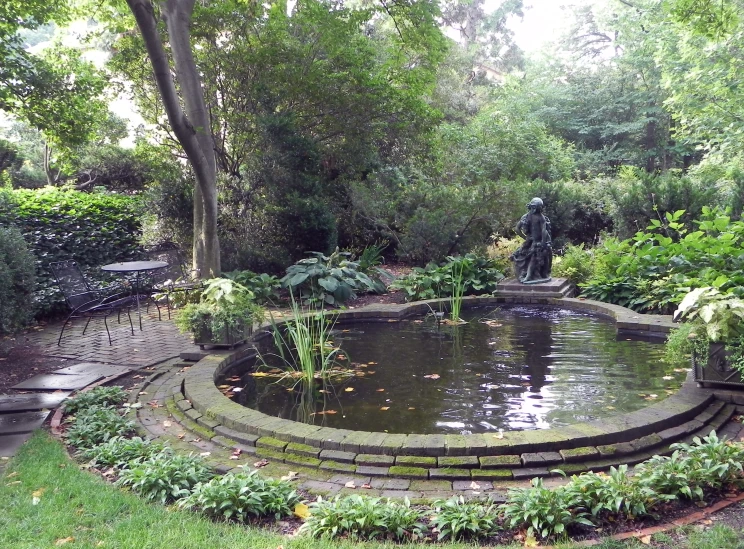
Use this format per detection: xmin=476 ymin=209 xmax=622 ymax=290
xmin=50 ymin=261 xmax=100 ymax=311
xmin=143 ymin=242 xmax=189 ymax=285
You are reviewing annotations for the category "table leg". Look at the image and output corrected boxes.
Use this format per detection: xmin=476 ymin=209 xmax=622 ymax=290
xmin=135 ymin=271 xmax=143 ymax=330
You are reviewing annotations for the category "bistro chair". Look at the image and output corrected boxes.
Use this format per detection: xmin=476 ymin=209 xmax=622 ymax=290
xmin=50 ymin=260 xmax=140 ymax=345
xmin=142 ymin=242 xmax=202 ymax=318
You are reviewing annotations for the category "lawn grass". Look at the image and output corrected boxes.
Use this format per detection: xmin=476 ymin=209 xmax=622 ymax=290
xmin=1 ymin=431 xmax=743 ymax=549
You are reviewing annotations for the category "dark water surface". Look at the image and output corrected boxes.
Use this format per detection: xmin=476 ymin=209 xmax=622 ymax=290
xmin=218 ymin=306 xmax=684 ymax=434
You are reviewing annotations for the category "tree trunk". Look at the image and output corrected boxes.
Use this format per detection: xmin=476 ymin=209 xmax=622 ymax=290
xmin=125 ymin=0 xmax=221 ymax=277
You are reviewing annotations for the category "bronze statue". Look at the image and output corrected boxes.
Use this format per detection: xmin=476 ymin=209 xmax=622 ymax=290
xmin=510 ymin=197 xmax=552 ymax=284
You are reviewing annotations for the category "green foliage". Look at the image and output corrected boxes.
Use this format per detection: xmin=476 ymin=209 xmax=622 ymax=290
xmin=0 ymin=188 xmax=141 ymax=317
xmin=486 ymin=236 xmax=522 ymax=275
xmin=675 ymin=287 xmax=744 ymax=343
xmin=566 ymin=465 xmax=671 ymax=520
xmin=175 ymin=278 xmax=265 ymax=341
xmin=0 ymin=225 xmax=35 ymax=334
xmin=81 ymin=436 xmax=169 ymax=470
xmin=552 ymin=244 xmax=597 ymax=287
xmin=580 ymin=208 xmax=744 ymax=314
xmin=636 ymin=432 xmax=744 ymax=498
xmin=501 ymin=476 xmax=593 ymax=539
xmin=222 ymin=270 xmax=281 ymax=305
xmin=664 ymin=321 xmax=709 ymax=367
xmin=63 ymin=386 xmax=128 ymax=414
xmin=65 ymin=406 xmax=136 ymax=450
xmin=429 ymin=496 xmax=500 ymax=541
xmin=300 ymin=495 xmax=427 ymax=541
xmin=391 ymin=254 xmax=504 ymax=302
xmin=179 ymin=468 xmax=300 ymax=521
xmin=116 ymin=452 xmax=214 ymax=504
xmin=281 ymin=250 xmax=383 ymax=307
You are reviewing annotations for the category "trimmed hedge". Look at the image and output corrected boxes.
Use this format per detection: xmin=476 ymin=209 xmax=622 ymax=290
xmin=0 ymin=225 xmax=36 ymax=334
xmin=0 ymin=188 xmax=142 ymax=317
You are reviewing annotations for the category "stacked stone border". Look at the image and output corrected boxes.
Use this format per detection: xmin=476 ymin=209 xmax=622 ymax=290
xmin=176 ymin=295 xmax=744 ymax=482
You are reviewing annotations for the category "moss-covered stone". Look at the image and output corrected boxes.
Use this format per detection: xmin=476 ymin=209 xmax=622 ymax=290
xmin=256 ymin=436 xmax=288 ymax=451
xmin=255 ymin=447 xmax=285 ymax=462
xmin=437 ymin=456 xmax=479 ymax=468
xmin=388 ymin=466 xmax=429 ymax=479
xmin=319 ymin=460 xmax=357 ymax=473
xmin=470 ymin=469 xmax=513 ymax=480
xmin=355 ymin=454 xmax=395 ymax=466
xmin=283 ymin=453 xmax=322 ymax=468
xmin=479 ymin=455 xmax=521 ymax=468
xmin=395 ymin=456 xmax=437 ymax=467
xmin=559 ymin=446 xmax=600 ymax=462
xmin=286 ymin=442 xmax=321 ymax=458
xmin=429 ymin=468 xmax=471 ymax=480
xmin=410 ymin=480 xmax=452 ymax=491
xmin=552 ymin=463 xmax=588 ymax=476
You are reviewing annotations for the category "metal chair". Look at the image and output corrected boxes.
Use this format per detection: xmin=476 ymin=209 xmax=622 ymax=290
xmin=142 ymin=242 xmax=202 ymax=318
xmin=50 ymin=260 xmax=140 ymax=345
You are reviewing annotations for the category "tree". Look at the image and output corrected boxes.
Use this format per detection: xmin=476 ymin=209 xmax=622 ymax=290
xmin=124 ymin=0 xmax=219 ymax=277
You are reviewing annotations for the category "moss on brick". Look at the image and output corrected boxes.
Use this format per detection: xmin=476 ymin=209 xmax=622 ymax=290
xmin=560 ymin=446 xmax=599 ymax=462
xmin=429 ymin=468 xmax=471 ymax=480
xmin=552 ymin=464 xmax=588 ymax=475
xmin=286 ymin=442 xmax=320 ymax=457
xmin=389 ymin=466 xmax=429 ymax=479
xmin=256 ymin=436 xmax=288 ymax=451
xmin=479 ymin=455 xmax=521 ymax=468
xmin=255 ymin=447 xmax=285 ymax=462
xmin=395 ymin=456 xmax=437 ymax=467
xmin=437 ymin=456 xmax=479 ymax=468
xmin=319 ymin=460 xmax=357 ymax=473
xmin=470 ymin=469 xmax=513 ymax=480
xmin=356 ymin=454 xmax=395 ymax=466
xmin=283 ymin=453 xmax=322 ymax=468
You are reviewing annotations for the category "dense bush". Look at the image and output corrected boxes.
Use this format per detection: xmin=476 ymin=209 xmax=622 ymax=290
xmin=0 ymin=188 xmax=142 ymax=317
xmin=0 ymin=225 xmax=35 ymax=334
xmin=580 ymin=208 xmax=744 ymax=313
xmin=81 ymin=436 xmax=169 ymax=470
xmin=429 ymin=496 xmax=500 ymax=541
xmin=391 ymin=254 xmax=504 ymax=301
xmin=223 ymin=270 xmax=281 ymax=305
xmin=179 ymin=469 xmax=300 ymax=521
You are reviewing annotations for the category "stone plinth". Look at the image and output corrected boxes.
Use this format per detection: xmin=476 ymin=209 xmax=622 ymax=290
xmin=497 ymin=277 xmax=574 ymax=298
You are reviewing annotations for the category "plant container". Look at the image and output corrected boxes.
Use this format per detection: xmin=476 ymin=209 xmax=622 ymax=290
xmin=693 ymin=342 xmax=744 ymax=388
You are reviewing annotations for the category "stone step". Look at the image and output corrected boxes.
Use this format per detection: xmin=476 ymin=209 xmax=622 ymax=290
xmin=0 ymin=392 xmax=70 ymax=413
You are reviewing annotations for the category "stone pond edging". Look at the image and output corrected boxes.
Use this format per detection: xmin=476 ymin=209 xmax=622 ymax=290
xmin=176 ymin=295 xmax=740 ymax=481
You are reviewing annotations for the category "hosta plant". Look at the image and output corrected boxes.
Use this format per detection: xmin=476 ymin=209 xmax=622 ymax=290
xmin=281 ymin=249 xmax=386 ymax=307
xmin=300 ymin=495 xmax=427 ymax=540
xmin=65 ymin=405 xmax=136 ymax=450
xmin=179 ymin=468 xmax=301 ymax=521
xmin=429 ymin=496 xmax=500 ymax=541
xmin=116 ymin=451 xmax=214 ymax=504
xmin=81 ymin=436 xmax=169 ymax=470
xmin=63 ymin=386 xmax=127 ymax=414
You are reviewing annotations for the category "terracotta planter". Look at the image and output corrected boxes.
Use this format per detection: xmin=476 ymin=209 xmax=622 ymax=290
xmin=693 ymin=342 xmax=744 ymax=388
xmin=195 ymin=321 xmax=253 ymax=350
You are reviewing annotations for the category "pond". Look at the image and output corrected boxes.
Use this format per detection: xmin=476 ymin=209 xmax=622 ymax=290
xmin=217 ymin=306 xmax=685 ymax=434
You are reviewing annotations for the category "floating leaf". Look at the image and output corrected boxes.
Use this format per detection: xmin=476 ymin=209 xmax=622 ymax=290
xmin=408 ymin=407 xmax=416 ymax=410
xmin=423 ymin=373 xmax=440 ymax=380
xmin=344 ymin=387 xmax=354 ymax=392
xmin=376 ymin=388 xmax=385 ymax=392
xmin=380 ymin=406 xmax=390 ymax=411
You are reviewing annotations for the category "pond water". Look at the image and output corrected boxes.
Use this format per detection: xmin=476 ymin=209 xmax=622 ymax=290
xmin=217 ymin=306 xmax=684 ymax=434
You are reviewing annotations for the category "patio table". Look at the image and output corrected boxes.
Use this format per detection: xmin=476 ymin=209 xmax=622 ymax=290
xmin=101 ymin=260 xmax=168 ymax=330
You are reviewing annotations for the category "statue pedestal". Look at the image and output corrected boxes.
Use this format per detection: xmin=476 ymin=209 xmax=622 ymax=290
xmin=497 ymin=277 xmax=574 ymax=298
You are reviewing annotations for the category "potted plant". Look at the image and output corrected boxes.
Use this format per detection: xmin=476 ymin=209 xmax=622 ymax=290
xmin=175 ymin=278 xmax=265 ymax=349
xmin=665 ymin=287 xmax=744 ymax=387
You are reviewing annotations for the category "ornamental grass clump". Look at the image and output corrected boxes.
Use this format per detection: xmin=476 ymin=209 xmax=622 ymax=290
xmin=300 ymin=495 xmax=427 ymax=541
xmin=179 ymin=468 xmax=301 ymax=521
xmin=116 ymin=451 xmax=214 ymax=504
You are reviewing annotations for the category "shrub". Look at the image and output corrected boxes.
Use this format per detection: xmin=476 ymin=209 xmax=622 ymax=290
xmin=300 ymin=495 xmax=427 ymax=540
xmin=0 ymin=188 xmax=142 ymax=317
xmin=65 ymin=405 xmax=136 ymax=449
xmin=429 ymin=496 xmax=500 ymax=541
xmin=179 ymin=468 xmax=301 ymax=521
xmin=486 ymin=236 xmax=521 ymax=276
xmin=0 ymin=225 xmax=35 ymax=335
xmin=281 ymin=249 xmax=384 ymax=306
xmin=116 ymin=452 xmax=214 ymax=504
xmin=63 ymin=386 xmax=128 ymax=414
xmin=500 ymin=476 xmax=593 ymax=539
xmin=81 ymin=436 xmax=169 ymax=470
xmin=391 ymin=254 xmax=504 ymax=302
xmin=552 ymin=244 xmax=598 ymax=286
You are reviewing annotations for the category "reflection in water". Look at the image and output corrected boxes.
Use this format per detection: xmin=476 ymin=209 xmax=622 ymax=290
xmin=218 ymin=306 xmax=683 ymax=434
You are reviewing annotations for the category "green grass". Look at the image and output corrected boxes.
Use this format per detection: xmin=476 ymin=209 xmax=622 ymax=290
xmin=2 ymin=432 xmax=744 ymax=549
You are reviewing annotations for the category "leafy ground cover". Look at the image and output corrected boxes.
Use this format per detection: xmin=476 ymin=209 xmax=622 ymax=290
xmin=2 ymin=432 xmax=744 ymax=549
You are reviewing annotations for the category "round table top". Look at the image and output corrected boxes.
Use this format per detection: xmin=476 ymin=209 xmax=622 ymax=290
xmin=101 ymin=260 xmax=168 ymax=272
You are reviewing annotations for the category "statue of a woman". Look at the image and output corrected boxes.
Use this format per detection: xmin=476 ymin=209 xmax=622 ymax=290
xmin=510 ymin=197 xmax=552 ymax=284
